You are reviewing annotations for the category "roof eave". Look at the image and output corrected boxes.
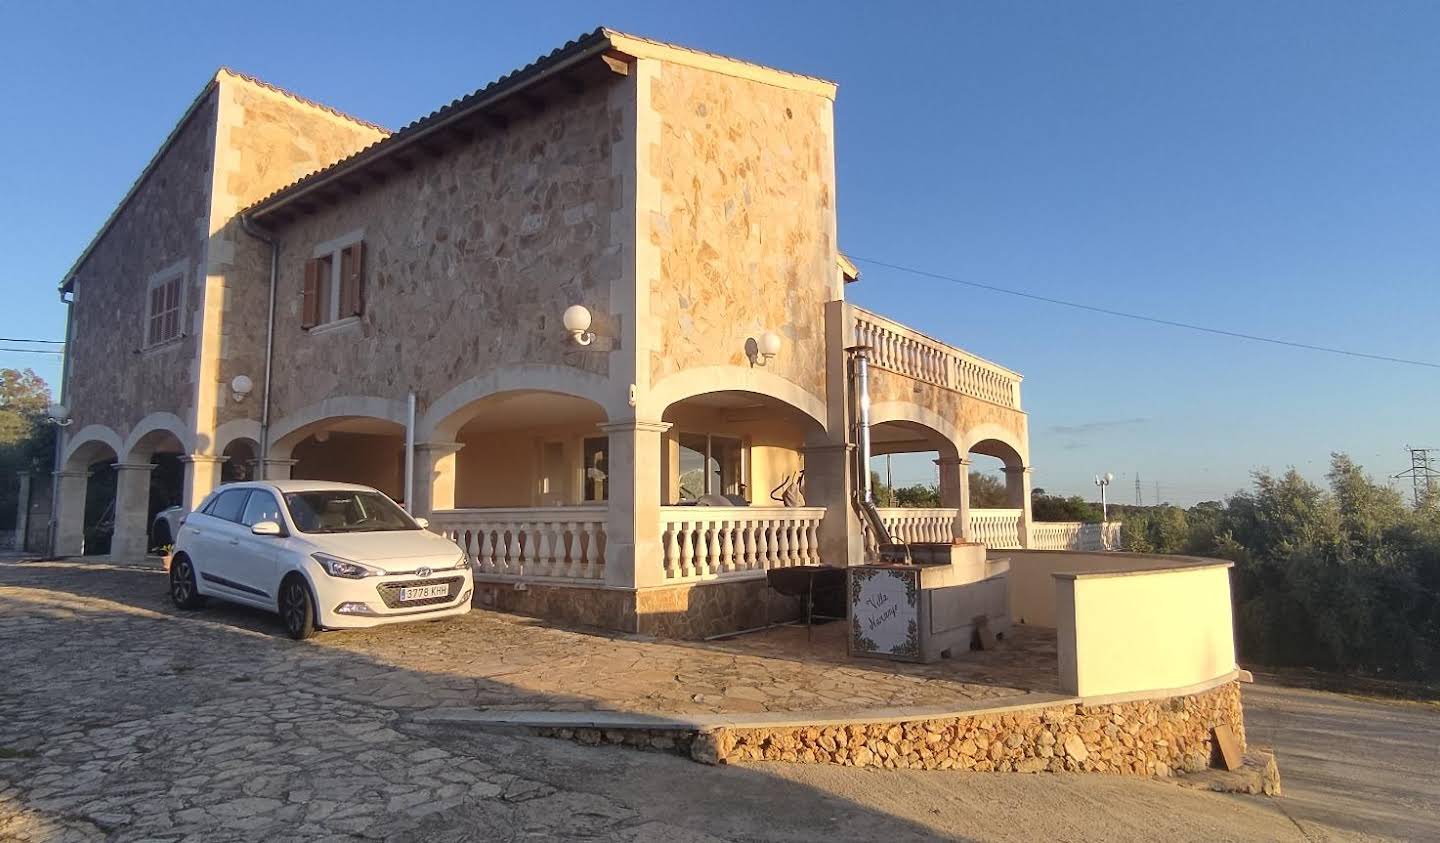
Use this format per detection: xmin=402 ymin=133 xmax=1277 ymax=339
xmin=246 ymin=33 xmax=616 ymax=224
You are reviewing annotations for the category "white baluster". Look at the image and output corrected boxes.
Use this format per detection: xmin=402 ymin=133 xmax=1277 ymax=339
xmin=663 ymin=518 xmax=679 ymax=579
xmin=678 ymin=520 xmax=695 ymax=579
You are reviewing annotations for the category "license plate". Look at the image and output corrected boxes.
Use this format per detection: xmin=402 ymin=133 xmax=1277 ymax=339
xmin=398 ymin=584 xmax=449 ymax=602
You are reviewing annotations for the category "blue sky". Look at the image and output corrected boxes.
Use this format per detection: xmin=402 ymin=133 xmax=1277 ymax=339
xmin=2 ymin=1 xmax=1436 ymax=505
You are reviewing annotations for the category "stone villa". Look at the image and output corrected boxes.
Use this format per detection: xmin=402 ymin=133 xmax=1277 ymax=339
xmin=52 ymin=28 xmax=1111 ymax=636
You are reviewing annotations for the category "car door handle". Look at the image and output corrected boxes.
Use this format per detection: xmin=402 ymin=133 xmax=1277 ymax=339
xmin=228 ymin=539 xmax=241 ymax=546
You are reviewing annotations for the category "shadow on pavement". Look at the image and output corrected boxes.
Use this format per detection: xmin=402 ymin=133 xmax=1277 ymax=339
xmin=0 ymin=558 xmax=977 ymax=842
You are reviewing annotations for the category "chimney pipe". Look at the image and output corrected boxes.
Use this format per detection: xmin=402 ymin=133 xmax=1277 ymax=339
xmin=849 ymin=345 xmax=895 ymax=552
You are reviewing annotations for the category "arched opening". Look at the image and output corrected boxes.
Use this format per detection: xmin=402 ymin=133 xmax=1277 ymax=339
xmin=660 ymin=390 xmax=825 ymax=507
xmin=422 ymin=389 xmax=613 ymax=581
xmin=866 ymin=419 xmax=962 ymax=545
xmin=968 ymin=437 xmax=1028 ymax=549
xmin=221 ymin=437 xmax=259 ymax=483
xmin=61 ymin=440 xmax=119 ymax=557
xmin=869 ymin=420 xmax=957 ymax=508
xmin=445 ymin=390 xmax=610 ymax=507
xmin=286 ymin=418 xmax=408 ymax=502
xmin=118 ymin=428 xmax=186 ymax=557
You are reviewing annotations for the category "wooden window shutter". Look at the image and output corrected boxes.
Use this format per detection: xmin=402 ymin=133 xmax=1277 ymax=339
xmin=301 ymin=258 xmax=321 ymax=329
xmin=343 ymin=242 xmax=366 ymax=317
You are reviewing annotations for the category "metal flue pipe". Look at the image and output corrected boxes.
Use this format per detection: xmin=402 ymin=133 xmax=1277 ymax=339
xmin=850 ymin=346 xmax=893 ymax=548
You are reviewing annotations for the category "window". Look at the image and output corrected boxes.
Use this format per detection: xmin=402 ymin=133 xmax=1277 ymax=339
xmin=145 ymin=269 xmax=184 ymax=347
xmin=302 ymin=235 xmax=365 ymax=329
xmin=240 ymin=491 xmax=283 ymax=527
xmin=283 ymin=489 xmax=418 ymax=534
xmin=675 ymin=434 xmax=746 ymax=502
xmin=583 ymin=437 xmax=609 ymax=502
xmin=205 ymin=489 xmax=251 ymax=523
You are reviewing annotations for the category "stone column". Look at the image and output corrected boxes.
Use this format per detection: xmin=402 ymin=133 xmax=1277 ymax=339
xmin=13 ymin=471 xmax=31 ymax=552
xmin=801 ymin=442 xmax=863 ymax=567
xmin=259 ymin=458 xmax=298 ymax=481
xmin=1004 ymin=465 xmax=1034 ymax=548
xmin=181 ymin=455 xmax=226 ymax=512
xmin=410 ymin=442 xmax=465 ymax=517
xmin=600 ymin=419 xmax=671 ymax=589
xmin=936 ymin=456 xmax=971 ymax=542
xmin=110 ymin=463 xmax=157 ymax=560
xmin=52 ymin=470 xmax=89 ymax=557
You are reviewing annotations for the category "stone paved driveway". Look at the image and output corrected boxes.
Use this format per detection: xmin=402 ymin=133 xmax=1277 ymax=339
xmin=0 ymin=558 xmax=1382 ymax=842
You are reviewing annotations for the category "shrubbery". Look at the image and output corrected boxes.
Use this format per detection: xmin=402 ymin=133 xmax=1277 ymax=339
xmin=1117 ymin=454 xmax=1439 ymax=681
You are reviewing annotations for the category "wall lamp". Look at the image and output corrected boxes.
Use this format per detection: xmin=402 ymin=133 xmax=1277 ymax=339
xmin=231 ymin=374 xmax=254 ymax=403
xmin=563 ymin=305 xmax=596 ymax=346
xmin=747 ymin=331 xmax=783 ymax=367
xmin=45 ymin=403 xmax=73 ymax=427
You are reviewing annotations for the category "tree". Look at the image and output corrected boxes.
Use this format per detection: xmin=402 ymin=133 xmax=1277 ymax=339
xmin=895 ymin=484 xmax=940 ymax=507
xmin=1031 ymin=491 xmax=1101 ymax=523
xmin=968 ymin=472 xmax=1008 ymax=508
xmin=0 ymin=368 xmax=50 ymax=447
xmin=0 ymin=369 xmax=54 ymax=533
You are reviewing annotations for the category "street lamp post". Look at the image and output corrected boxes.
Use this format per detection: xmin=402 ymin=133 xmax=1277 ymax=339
xmin=1094 ymin=472 xmax=1114 ymax=521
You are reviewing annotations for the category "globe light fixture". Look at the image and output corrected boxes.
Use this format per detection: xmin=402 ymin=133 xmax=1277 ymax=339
xmin=45 ymin=403 xmax=72 ymax=427
xmin=563 ymin=305 xmax=595 ymax=346
xmin=230 ymin=374 xmax=254 ymax=403
xmin=1094 ymin=472 xmax=1115 ymax=521
xmin=748 ymin=330 xmax=783 ymax=367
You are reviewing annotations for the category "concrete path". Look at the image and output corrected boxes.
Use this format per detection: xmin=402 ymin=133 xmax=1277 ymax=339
xmin=0 ymin=557 xmax=1420 ymax=841
xmin=1244 ymin=679 xmax=1440 ymax=841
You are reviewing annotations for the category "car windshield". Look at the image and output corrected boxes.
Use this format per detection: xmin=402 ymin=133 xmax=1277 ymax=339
xmin=283 ymin=490 xmax=418 ymax=534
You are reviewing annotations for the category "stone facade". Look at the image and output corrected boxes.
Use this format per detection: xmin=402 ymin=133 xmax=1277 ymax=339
xmin=53 ymin=33 xmax=1034 ymax=642
xmin=472 ymin=576 xmax=800 ymax=639
xmin=645 ymin=61 xmax=837 ymax=404
xmin=472 ymin=580 xmax=637 ymax=633
xmin=705 ymin=680 xmax=1246 ymax=774
xmin=867 ymin=366 xmax=1029 ymax=455
xmin=264 ymin=80 xmax=629 ymax=428
xmin=635 ymin=578 xmax=800 ymax=638
xmin=206 ymin=73 xmax=389 ymax=439
xmin=63 ymin=90 xmax=215 ymax=446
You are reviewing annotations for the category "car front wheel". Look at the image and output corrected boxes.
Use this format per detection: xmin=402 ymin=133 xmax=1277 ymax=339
xmin=170 ymin=556 xmax=206 ymax=610
xmin=279 ymin=577 xmax=318 ymax=640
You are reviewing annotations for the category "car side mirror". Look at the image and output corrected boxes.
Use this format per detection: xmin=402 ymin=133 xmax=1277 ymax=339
xmin=413 ymin=517 xmax=430 ymax=529
xmin=251 ymin=520 xmax=284 ymax=537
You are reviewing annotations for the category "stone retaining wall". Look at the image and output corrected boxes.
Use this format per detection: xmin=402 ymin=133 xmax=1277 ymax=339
xmin=698 ymin=680 xmax=1244 ymax=776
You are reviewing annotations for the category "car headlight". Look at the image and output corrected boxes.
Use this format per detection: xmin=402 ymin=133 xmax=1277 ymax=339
xmin=313 ymin=553 xmax=383 ymax=579
xmin=452 ymin=552 xmax=471 ymax=570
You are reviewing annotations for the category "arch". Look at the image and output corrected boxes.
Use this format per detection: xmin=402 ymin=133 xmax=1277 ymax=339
xmin=420 ymin=365 xmax=620 ymax=442
xmin=221 ymin=437 xmax=260 ymax=483
xmin=268 ymin=395 xmax=409 ymax=458
xmin=962 ymin=422 xmax=1028 ymax=467
xmin=209 ymin=417 xmax=263 ymax=457
xmin=868 ymin=400 xmax=964 ymax=452
xmin=646 ymin=367 xmax=828 ymax=433
xmin=123 ymin=412 xmax=191 ymax=462
xmin=62 ymin=425 xmax=124 ymax=470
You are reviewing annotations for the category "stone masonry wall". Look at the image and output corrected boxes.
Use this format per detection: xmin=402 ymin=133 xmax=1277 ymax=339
xmin=868 ymin=366 xmax=1029 ymax=455
xmin=207 ymin=74 xmax=389 ymax=439
xmin=265 ymin=80 xmax=630 ymax=426
xmin=646 ymin=61 xmax=836 ymax=404
xmin=701 ymin=680 xmax=1245 ymax=775
xmin=64 ymin=89 xmax=216 ymax=446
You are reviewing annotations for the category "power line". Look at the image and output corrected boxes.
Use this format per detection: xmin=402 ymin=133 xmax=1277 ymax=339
xmin=0 ymin=348 xmax=63 ymax=355
xmin=0 ymin=337 xmax=64 ymax=344
xmin=850 ymin=255 xmax=1440 ymax=370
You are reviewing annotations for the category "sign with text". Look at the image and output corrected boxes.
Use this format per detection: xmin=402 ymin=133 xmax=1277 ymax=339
xmin=849 ymin=567 xmax=921 ymax=661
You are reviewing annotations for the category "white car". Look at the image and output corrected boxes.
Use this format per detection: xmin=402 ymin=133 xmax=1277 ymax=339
xmin=169 ymin=480 xmax=473 ymax=639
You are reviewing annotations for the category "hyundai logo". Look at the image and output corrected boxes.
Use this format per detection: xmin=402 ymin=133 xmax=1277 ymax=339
xmin=415 ymin=567 xmax=432 ymax=578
